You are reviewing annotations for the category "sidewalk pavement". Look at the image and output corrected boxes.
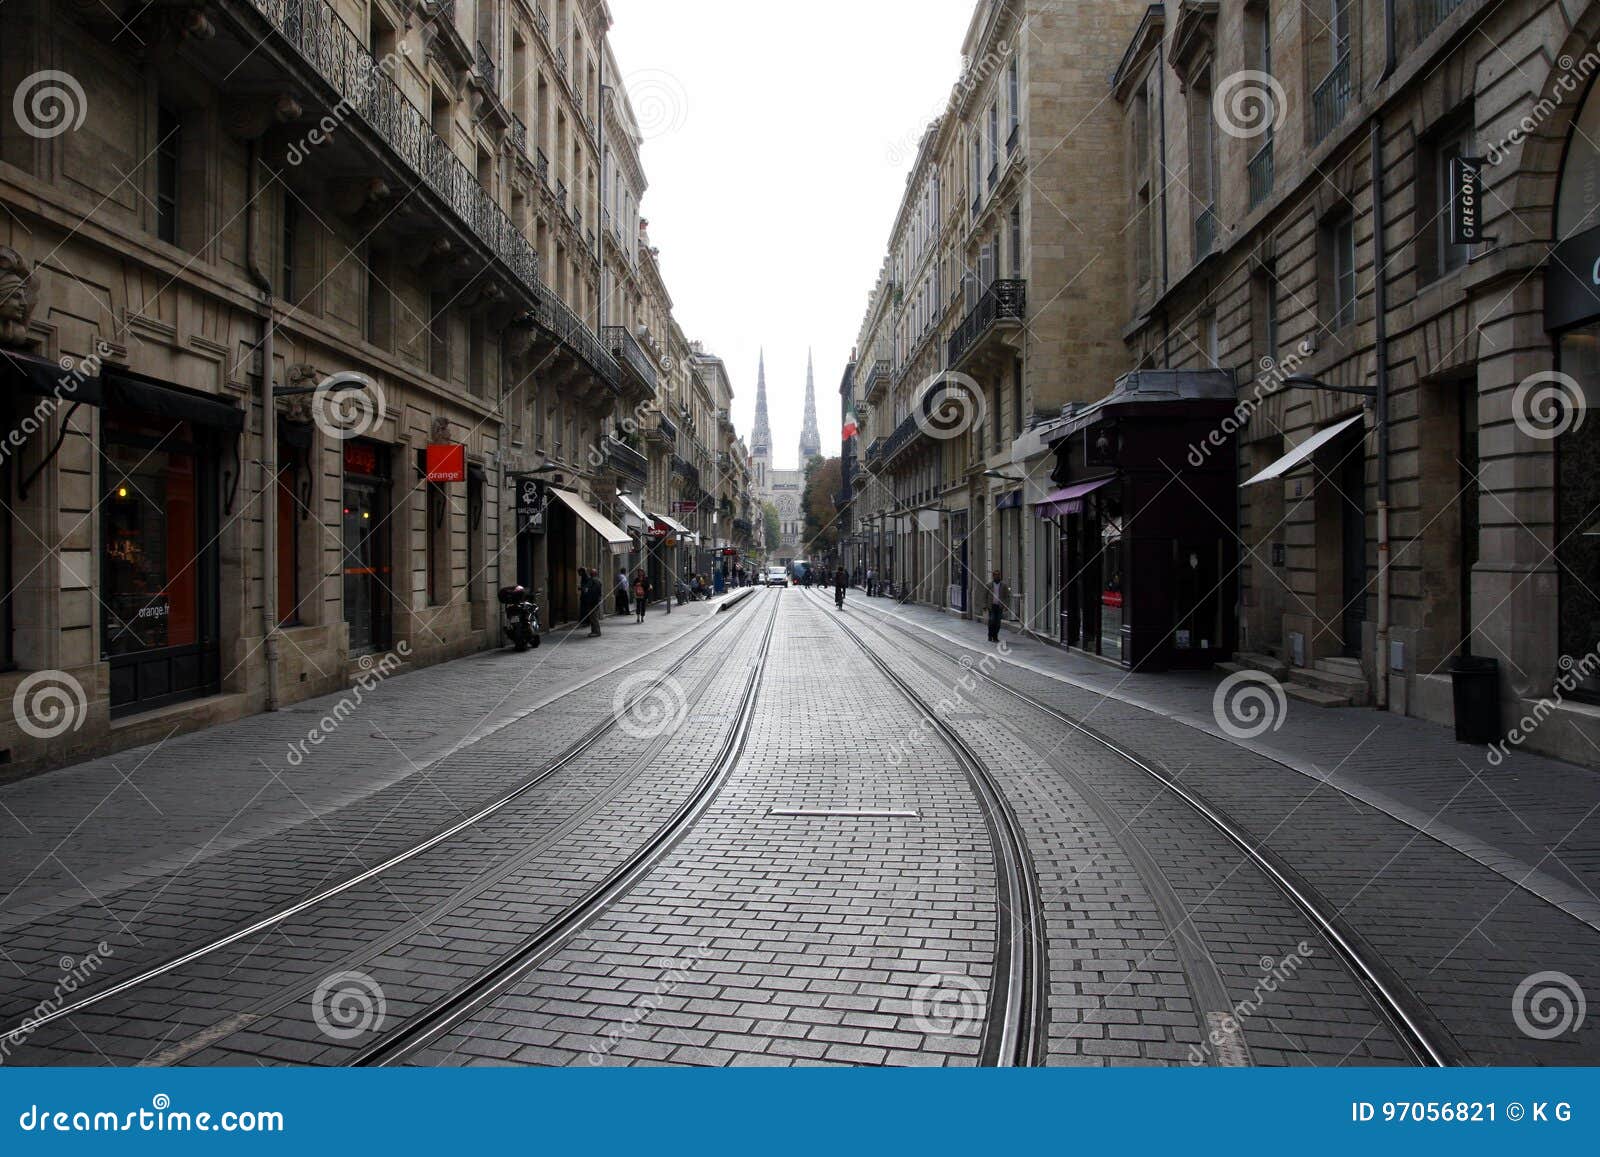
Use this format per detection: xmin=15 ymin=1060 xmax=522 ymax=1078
xmin=843 ymin=592 xmax=1600 ymax=931
xmin=0 ymin=592 xmax=744 ymax=930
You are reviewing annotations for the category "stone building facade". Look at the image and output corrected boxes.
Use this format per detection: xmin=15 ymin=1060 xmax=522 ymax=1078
xmin=849 ymin=0 xmax=1144 ymax=620
xmin=1107 ymin=0 xmax=1600 ymax=764
xmin=0 ymin=0 xmax=742 ymax=774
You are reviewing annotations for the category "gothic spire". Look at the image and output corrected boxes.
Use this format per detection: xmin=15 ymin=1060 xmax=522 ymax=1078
xmin=799 ymin=347 xmax=821 ymax=463
xmin=751 ymin=348 xmax=771 ymax=460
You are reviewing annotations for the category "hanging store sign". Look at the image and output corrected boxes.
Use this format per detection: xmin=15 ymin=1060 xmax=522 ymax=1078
xmin=512 ymin=475 xmax=546 ymax=534
xmin=424 ymin=443 xmax=466 ymax=483
xmin=671 ymin=500 xmax=699 ymax=515
xmin=1449 ymin=156 xmax=1484 ymax=246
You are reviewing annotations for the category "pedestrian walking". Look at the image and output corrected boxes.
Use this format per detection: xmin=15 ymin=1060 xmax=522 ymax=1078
xmin=986 ymin=569 xmax=1010 ymax=643
xmin=865 ymin=567 xmax=875 ymax=597
xmin=632 ymin=569 xmax=650 ymax=623
xmin=579 ymin=567 xmax=602 ymax=637
xmin=615 ymin=568 xmax=630 ymax=617
xmin=834 ymin=565 xmax=848 ymax=609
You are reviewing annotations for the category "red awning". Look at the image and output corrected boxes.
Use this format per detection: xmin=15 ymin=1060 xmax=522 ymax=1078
xmin=1033 ymin=477 xmax=1114 ymax=518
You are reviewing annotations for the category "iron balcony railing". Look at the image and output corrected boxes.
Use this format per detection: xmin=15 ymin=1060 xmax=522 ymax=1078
xmin=524 ymin=280 xmax=622 ymax=392
xmin=1417 ymin=0 xmax=1467 ymax=40
xmin=555 ymin=179 xmax=568 ymax=209
xmin=586 ymin=228 xmax=595 ymax=252
xmin=1007 ymin=121 xmax=1020 ymax=154
xmin=653 ymin=410 xmax=678 ymax=444
xmin=671 ymin=455 xmax=701 ymax=489
xmin=534 ymin=4 xmax=550 ymax=41
xmin=988 ymin=163 xmax=999 ymax=190
xmin=1247 ymin=138 xmax=1274 ymax=210
xmin=475 ymin=39 xmax=497 ymax=92
xmin=865 ymin=437 xmax=885 ymax=467
xmin=535 ymin=147 xmax=550 ymax=186
xmin=1313 ymin=52 xmax=1353 ymax=145
xmin=605 ymin=436 xmax=648 ymax=484
xmin=510 ymin=113 xmax=527 ymax=157
xmin=243 ymin=0 xmax=538 ymax=295
xmin=603 ymin=326 xmax=659 ymax=393
xmin=863 ymin=359 xmax=891 ymax=394
xmin=882 ymin=409 xmax=923 ymax=463
xmin=947 ymin=279 xmax=1026 ymax=367
xmin=1194 ymin=203 xmax=1219 ymax=259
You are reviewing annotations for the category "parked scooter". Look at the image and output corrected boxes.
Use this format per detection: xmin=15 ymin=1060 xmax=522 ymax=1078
xmin=498 ymin=585 xmax=542 ymax=651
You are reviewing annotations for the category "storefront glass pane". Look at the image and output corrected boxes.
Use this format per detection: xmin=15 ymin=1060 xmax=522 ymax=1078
xmin=1558 ymin=326 xmax=1600 ymax=693
xmin=102 ymin=430 xmax=199 ymax=656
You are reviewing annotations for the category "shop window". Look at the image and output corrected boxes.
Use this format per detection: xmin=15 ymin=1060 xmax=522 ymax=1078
xmin=1557 ymin=326 xmax=1600 ymax=698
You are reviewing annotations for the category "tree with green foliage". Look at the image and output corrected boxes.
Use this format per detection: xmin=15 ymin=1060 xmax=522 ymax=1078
xmin=762 ymin=502 xmax=781 ymax=552
xmin=802 ymin=456 xmax=842 ymax=559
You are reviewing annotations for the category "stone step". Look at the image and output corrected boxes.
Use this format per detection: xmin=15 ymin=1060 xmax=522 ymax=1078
xmin=1218 ymin=652 xmax=1289 ymax=680
xmin=1315 ymin=656 xmax=1366 ymax=679
xmin=1283 ymin=682 xmax=1356 ymax=708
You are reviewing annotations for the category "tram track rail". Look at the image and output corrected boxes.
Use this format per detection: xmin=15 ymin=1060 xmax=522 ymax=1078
xmin=817 ymin=593 xmax=1047 ymax=1067
xmin=351 ymin=592 xmax=782 ymax=1065
xmin=820 ymin=590 xmax=1461 ymax=1067
xmin=2 ymin=593 xmax=768 ymax=1046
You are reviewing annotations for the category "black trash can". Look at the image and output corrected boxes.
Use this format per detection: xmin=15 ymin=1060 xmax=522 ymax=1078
xmin=1450 ymin=656 xmax=1502 ymax=745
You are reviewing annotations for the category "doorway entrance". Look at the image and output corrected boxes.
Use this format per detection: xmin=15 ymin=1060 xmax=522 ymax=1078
xmin=342 ymin=440 xmax=392 ymax=656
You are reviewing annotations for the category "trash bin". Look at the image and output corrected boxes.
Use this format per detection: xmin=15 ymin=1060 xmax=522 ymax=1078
xmin=1450 ymin=655 xmax=1501 ymax=745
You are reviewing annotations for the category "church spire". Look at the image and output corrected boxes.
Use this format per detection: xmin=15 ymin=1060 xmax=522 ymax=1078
xmin=751 ymin=348 xmax=771 ymax=461
xmin=799 ymin=347 xmax=821 ymax=463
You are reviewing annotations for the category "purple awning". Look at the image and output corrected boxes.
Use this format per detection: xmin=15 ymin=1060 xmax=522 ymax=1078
xmin=1033 ymin=477 xmax=1114 ymax=518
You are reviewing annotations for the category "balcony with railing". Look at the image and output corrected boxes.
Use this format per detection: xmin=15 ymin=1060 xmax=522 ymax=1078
xmin=239 ymin=0 xmax=538 ymax=302
xmin=534 ymin=147 xmax=550 ymax=186
xmin=475 ymin=40 xmax=497 ymax=91
xmin=947 ymin=280 xmax=1026 ymax=369
xmin=510 ymin=113 xmax=527 ymax=158
xmin=604 ymin=435 xmax=648 ymax=486
xmin=865 ymin=437 xmax=886 ymax=468
xmin=646 ymin=408 xmax=678 ymax=446
xmin=603 ymin=326 xmax=659 ymax=398
xmin=518 ymin=281 xmax=621 ymax=396
xmin=1417 ymin=0 xmax=1467 ymax=40
xmin=861 ymin=358 xmax=891 ymax=403
xmin=534 ymin=4 xmax=550 ymax=42
xmin=1248 ymin=137 xmax=1273 ymax=210
xmin=671 ymin=455 xmax=701 ymax=489
xmin=1313 ymin=52 xmax=1352 ymax=145
xmin=555 ymin=179 xmax=568 ymax=210
xmin=1194 ymin=204 xmax=1218 ymax=260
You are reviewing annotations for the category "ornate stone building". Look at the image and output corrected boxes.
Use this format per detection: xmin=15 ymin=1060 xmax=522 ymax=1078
xmin=0 ymin=0 xmax=742 ymax=774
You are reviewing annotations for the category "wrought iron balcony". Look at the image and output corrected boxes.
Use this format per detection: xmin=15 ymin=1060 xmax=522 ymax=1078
xmin=535 ymin=4 xmax=550 ymax=42
xmin=603 ymin=326 xmax=659 ymax=395
xmin=947 ymin=279 xmax=1026 ymax=369
xmin=555 ymin=179 xmax=568 ymax=209
xmin=643 ymin=407 xmax=677 ymax=445
xmin=521 ymin=281 xmax=622 ymax=394
xmin=587 ymin=228 xmax=595 ymax=252
xmin=1417 ymin=0 xmax=1467 ymax=40
xmin=865 ymin=437 xmax=886 ymax=468
xmin=1247 ymin=137 xmax=1273 ymax=210
xmin=1194 ymin=203 xmax=1219 ymax=259
xmin=605 ymin=435 xmax=648 ymax=485
xmin=1008 ymin=121 xmax=1020 ymax=154
xmin=988 ymin=163 xmax=999 ymax=190
xmin=1313 ymin=53 xmax=1352 ymax=145
xmin=241 ymin=0 xmax=538 ymax=301
xmin=510 ymin=113 xmax=527 ymax=157
xmin=475 ymin=40 xmax=497 ymax=92
xmin=862 ymin=359 xmax=891 ymax=398
xmin=672 ymin=455 xmax=701 ymax=489
xmin=535 ymin=147 xmax=550 ymax=186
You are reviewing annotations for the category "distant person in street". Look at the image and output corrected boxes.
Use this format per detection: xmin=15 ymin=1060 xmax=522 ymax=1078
xmin=834 ymin=565 xmax=848 ymax=609
xmin=578 ymin=567 xmax=602 ymax=637
xmin=986 ymin=569 xmax=1010 ymax=643
xmin=632 ymin=569 xmax=650 ymax=623
xmin=615 ymin=569 xmax=630 ymax=617
xmin=865 ymin=567 xmax=875 ymax=597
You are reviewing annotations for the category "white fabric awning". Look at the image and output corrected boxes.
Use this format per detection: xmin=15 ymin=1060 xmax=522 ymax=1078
xmin=551 ymin=489 xmax=633 ymax=555
xmin=1242 ymin=414 xmax=1365 ymax=487
xmin=651 ymin=511 xmax=691 ymax=535
xmin=616 ymin=493 xmax=649 ymax=527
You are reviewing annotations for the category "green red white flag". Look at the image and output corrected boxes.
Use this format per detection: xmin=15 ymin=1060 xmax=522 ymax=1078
xmin=842 ymin=407 xmax=859 ymax=441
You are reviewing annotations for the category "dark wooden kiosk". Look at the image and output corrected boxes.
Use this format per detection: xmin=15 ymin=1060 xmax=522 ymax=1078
xmin=1039 ymin=370 xmax=1239 ymax=671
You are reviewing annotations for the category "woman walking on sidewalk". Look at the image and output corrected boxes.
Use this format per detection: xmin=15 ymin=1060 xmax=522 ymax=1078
xmin=632 ymin=569 xmax=651 ymax=623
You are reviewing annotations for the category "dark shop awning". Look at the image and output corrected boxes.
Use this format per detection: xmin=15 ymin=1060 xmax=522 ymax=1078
xmin=104 ymin=369 xmax=245 ymax=431
xmin=1 ymin=349 xmax=103 ymax=405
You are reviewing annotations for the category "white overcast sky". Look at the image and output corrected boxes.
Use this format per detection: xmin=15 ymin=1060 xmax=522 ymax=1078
xmin=608 ymin=0 xmax=976 ymax=471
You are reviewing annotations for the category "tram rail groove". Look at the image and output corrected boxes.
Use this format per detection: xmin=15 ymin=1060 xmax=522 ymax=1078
xmin=821 ymin=590 xmax=1462 ymax=1067
xmin=3 ymin=592 xmax=766 ymax=1044
xmin=820 ymin=595 xmax=1047 ymax=1068
xmin=353 ymin=593 xmax=783 ymax=1066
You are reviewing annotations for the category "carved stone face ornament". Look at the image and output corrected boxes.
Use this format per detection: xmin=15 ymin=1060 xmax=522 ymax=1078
xmin=0 ymin=246 xmax=40 ymax=350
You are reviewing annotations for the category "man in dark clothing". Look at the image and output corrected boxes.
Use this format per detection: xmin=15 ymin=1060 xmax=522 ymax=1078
xmin=578 ymin=568 xmax=602 ymax=637
xmin=834 ymin=566 xmax=848 ymax=609
xmin=986 ymin=570 xmax=1009 ymax=643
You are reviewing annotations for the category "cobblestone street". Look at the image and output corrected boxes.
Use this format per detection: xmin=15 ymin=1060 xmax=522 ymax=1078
xmin=2 ymin=588 xmax=1595 ymax=1067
